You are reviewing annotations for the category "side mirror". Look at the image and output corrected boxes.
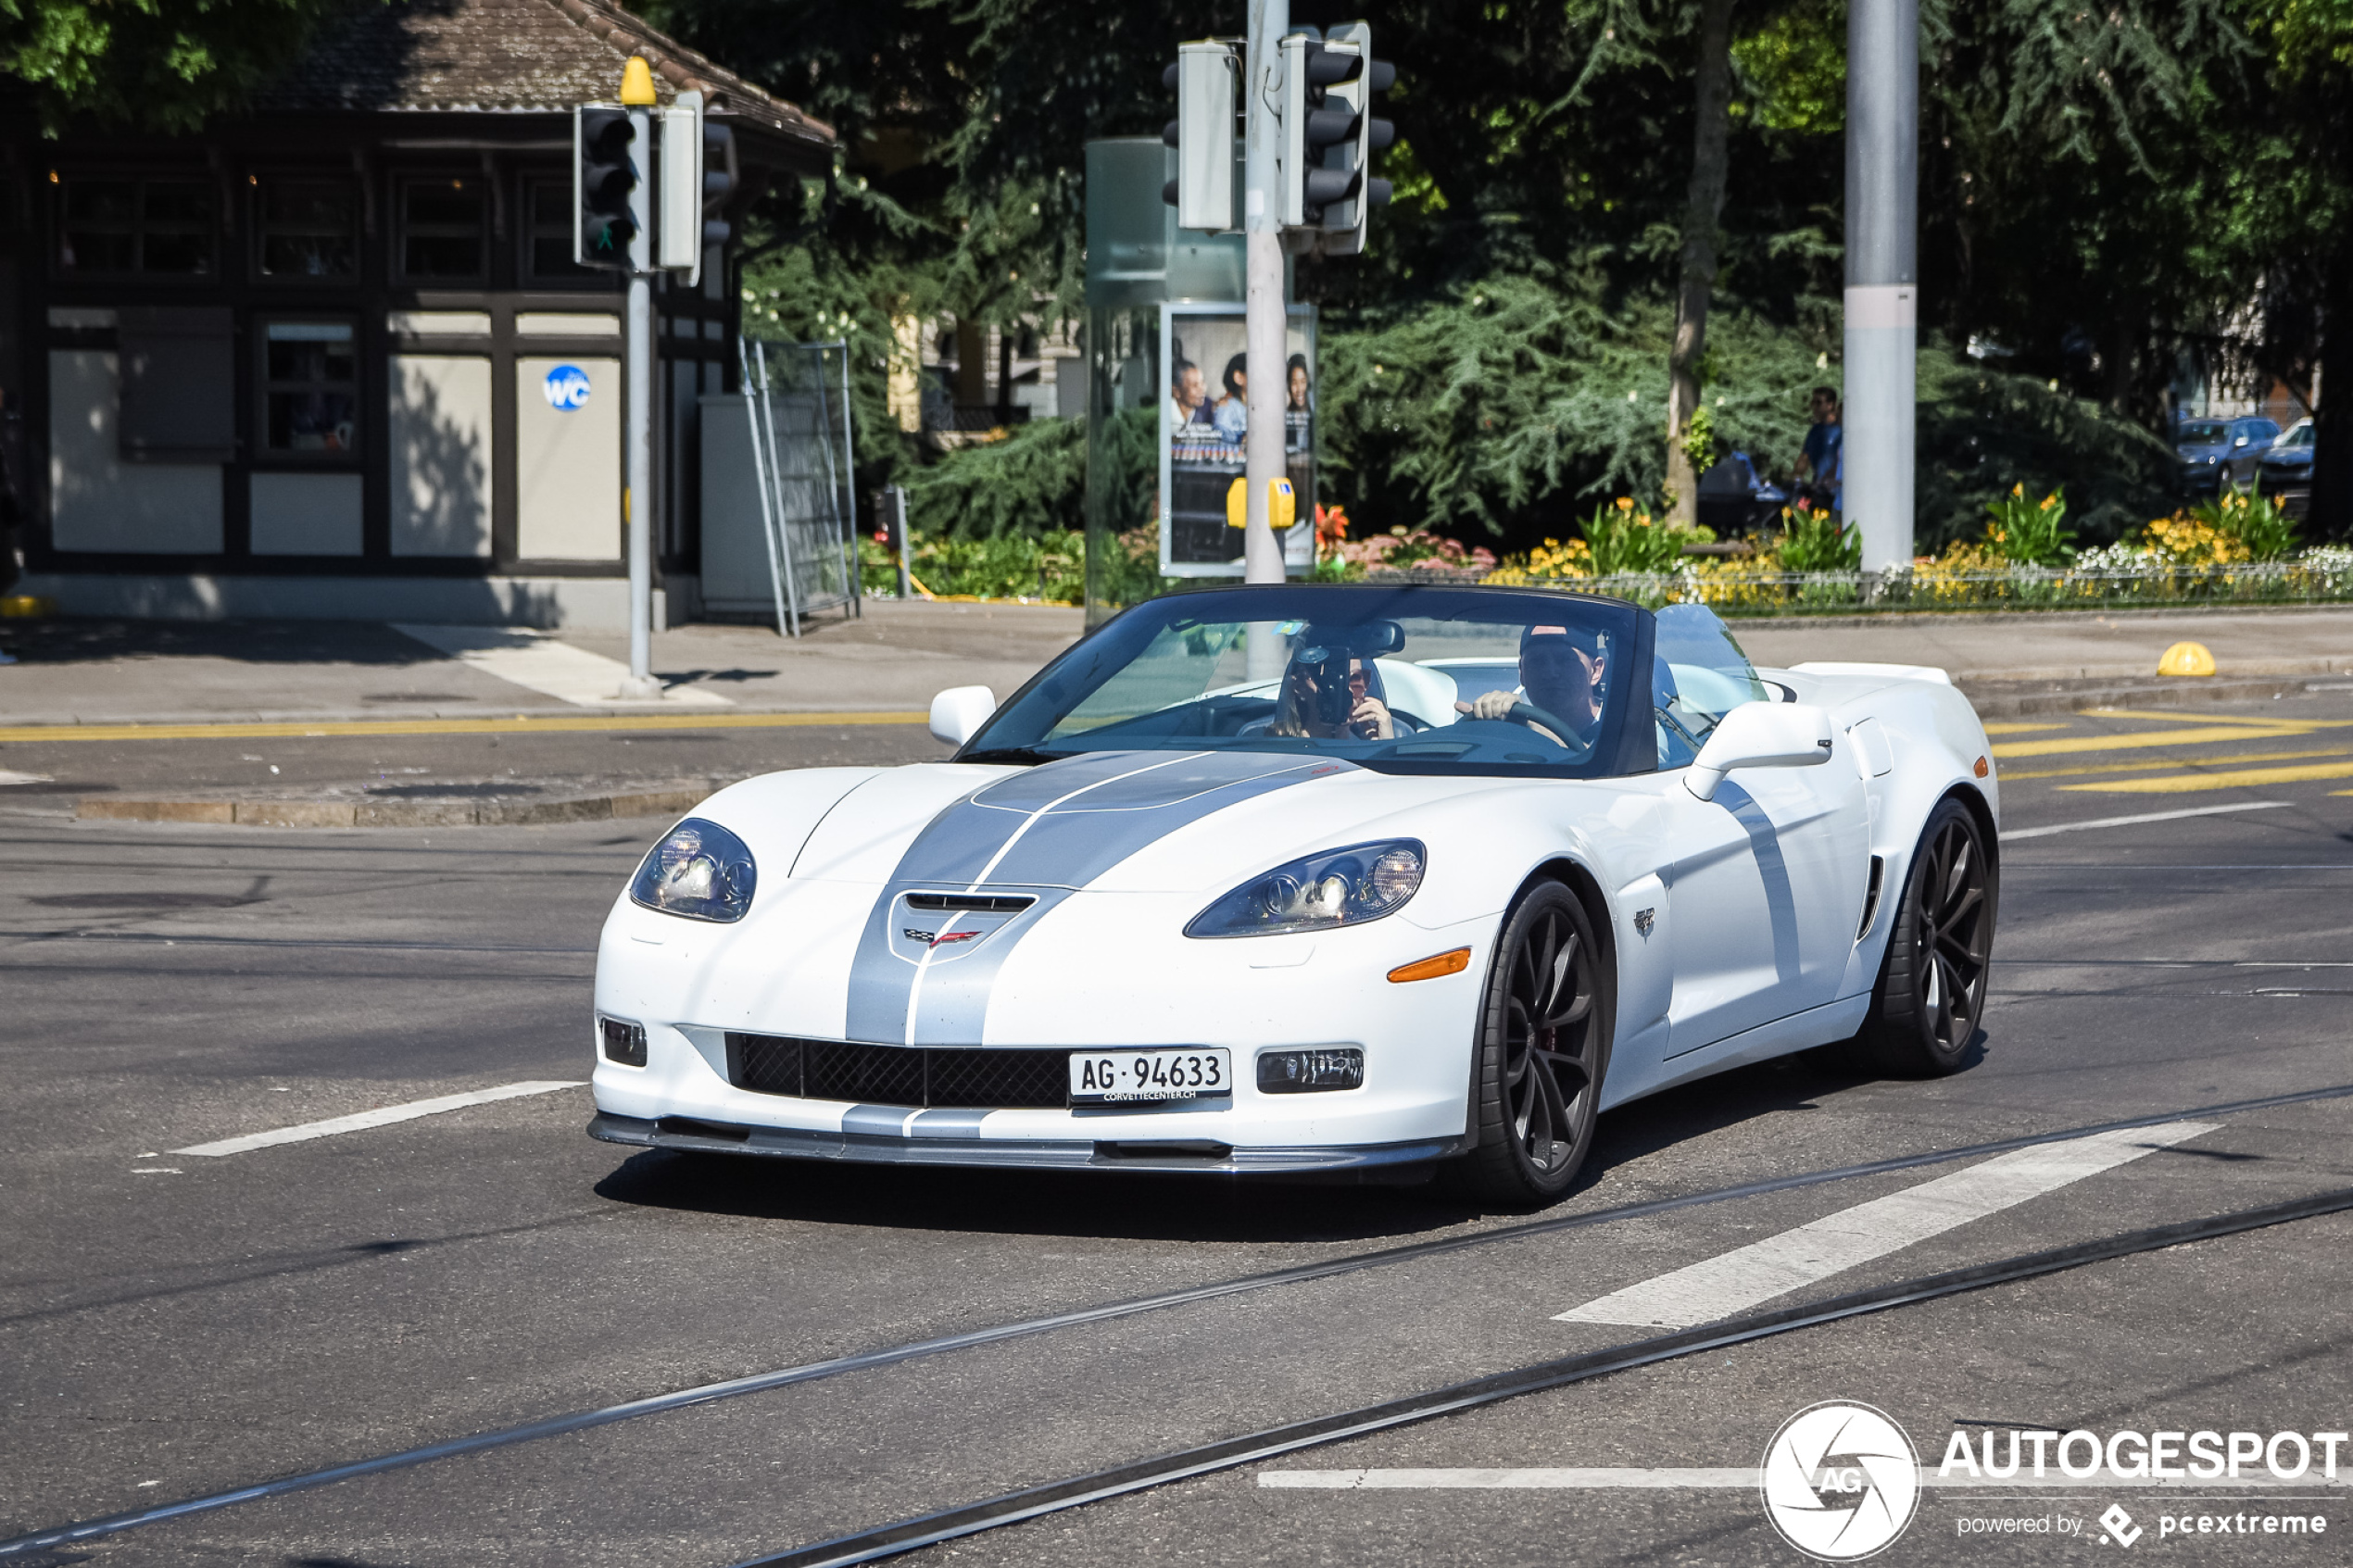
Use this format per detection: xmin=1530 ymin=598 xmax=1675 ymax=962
xmin=928 ymin=685 xmax=998 ymax=748
xmin=2234 ymin=435 xmax=2251 ymax=447
xmin=1686 ymin=701 xmax=1835 ymax=801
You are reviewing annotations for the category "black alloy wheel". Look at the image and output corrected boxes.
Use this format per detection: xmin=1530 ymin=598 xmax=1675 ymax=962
xmin=1459 ymin=882 xmax=1611 ymax=1204
xmin=1854 ymin=798 xmax=1996 ymax=1076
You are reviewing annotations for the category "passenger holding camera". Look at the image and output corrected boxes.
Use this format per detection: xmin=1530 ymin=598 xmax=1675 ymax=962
xmin=1271 ymin=651 xmax=1393 ymax=740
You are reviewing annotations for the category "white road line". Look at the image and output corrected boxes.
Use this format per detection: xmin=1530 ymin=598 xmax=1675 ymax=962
xmin=1258 ymin=1469 xmax=2352 ymax=1490
xmin=390 ymin=624 xmax=730 ymax=708
xmin=2004 ymin=802 xmax=2293 ymax=840
xmin=1553 ymin=1121 xmax=2218 ymax=1329
xmin=170 ymin=1080 xmax=585 ymax=1158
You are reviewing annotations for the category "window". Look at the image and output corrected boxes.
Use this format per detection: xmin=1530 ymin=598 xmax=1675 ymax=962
xmin=57 ymin=177 xmax=216 ymax=275
xmin=259 ymin=179 xmax=358 ymax=279
xmin=400 ymin=178 xmax=485 ymax=280
xmin=525 ymin=179 xmax=598 ymax=282
xmin=260 ymin=320 xmax=359 ymax=455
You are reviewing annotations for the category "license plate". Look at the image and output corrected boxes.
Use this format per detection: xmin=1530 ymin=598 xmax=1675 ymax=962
xmin=1068 ymin=1048 xmax=1232 ymax=1104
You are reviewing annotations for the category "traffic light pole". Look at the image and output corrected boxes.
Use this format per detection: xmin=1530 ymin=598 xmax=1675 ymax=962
xmin=621 ymin=95 xmax=661 ymax=700
xmin=1242 ymin=0 xmax=1289 ymax=597
xmin=1845 ymin=0 xmax=1918 ymax=578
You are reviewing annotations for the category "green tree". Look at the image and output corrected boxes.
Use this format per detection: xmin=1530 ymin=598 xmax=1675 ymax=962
xmin=2 ymin=0 xmax=341 ymax=133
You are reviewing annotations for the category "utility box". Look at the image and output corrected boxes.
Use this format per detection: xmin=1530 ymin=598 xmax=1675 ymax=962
xmin=698 ymin=393 xmax=773 ymax=616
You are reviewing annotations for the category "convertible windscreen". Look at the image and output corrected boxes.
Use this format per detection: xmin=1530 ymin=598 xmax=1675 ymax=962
xmin=963 ymin=586 xmax=1653 ymax=777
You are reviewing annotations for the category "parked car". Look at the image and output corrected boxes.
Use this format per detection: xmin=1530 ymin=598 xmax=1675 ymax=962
xmin=1696 ymin=451 xmax=1790 ymax=535
xmin=2174 ymin=415 xmax=2280 ymax=494
xmin=2257 ymin=419 xmax=2315 ymax=516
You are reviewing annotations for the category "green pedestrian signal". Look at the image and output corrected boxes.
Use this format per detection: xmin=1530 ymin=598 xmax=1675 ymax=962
xmin=574 ymin=106 xmax=637 ymax=269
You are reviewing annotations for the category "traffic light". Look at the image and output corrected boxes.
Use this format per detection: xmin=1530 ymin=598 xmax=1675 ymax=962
xmin=1302 ymin=21 xmax=1394 ymax=255
xmin=659 ymin=89 xmax=737 ymax=282
xmin=574 ymin=106 xmax=637 ymax=269
xmin=1161 ymin=42 xmax=1238 ymax=231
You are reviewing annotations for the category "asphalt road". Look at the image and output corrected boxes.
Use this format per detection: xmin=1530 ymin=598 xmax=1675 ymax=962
xmin=6 ymin=689 xmax=2352 ymax=1567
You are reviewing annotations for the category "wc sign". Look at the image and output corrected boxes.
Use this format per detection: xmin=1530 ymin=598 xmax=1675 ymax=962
xmin=543 ymin=364 xmax=593 ymax=411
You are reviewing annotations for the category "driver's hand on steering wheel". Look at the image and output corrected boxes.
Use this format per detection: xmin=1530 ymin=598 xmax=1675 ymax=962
xmin=1351 ymin=696 xmax=1394 ymax=740
xmin=1456 ymin=690 xmax=1521 ymax=721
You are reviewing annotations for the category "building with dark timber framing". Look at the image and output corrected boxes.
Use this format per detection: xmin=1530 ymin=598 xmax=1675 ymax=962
xmin=0 ymin=0 xmax=833 ymax=627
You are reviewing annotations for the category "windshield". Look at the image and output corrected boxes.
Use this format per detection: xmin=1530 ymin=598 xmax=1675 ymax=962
xmin=2176 ymin=421 xmax=2230 ymax=445
xmin=963 ymin=585 xmax=1651 ymax=778
xmin=2274 ymin=423 xmax=2315 ymax=450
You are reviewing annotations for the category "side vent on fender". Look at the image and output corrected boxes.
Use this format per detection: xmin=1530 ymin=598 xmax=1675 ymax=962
xmin=1856 ymin=856 xmax=1886 ymax=942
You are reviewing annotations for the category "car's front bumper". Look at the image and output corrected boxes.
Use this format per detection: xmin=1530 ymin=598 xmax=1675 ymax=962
xmin=587 ymin=1110 xmax=1466 ymax=1175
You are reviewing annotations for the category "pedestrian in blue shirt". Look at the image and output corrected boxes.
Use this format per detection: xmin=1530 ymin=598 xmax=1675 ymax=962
xmin=1795 ymin=385 xmax=1843 ymax=513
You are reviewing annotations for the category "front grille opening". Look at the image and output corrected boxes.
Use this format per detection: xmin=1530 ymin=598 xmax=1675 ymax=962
xmin=904 ymin=892 xmax=1037 ymax=914
xmin=725 ymin=1033 xmax=1067 ymax=1110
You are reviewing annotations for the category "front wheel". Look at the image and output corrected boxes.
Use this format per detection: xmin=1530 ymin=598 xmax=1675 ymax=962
xmin=1852 ymin=797 xmax=1996 ymax=1076
xmin=1456 ymin=882 xmax=1612 ymax=1205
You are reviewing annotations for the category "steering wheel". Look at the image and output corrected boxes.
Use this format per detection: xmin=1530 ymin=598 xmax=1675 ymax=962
xmin=1504 ymin=701 xmax=1592 ymax=759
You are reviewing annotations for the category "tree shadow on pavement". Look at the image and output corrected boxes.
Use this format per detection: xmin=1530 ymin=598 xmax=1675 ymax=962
xmin=3 ymin=617 xmax=450 ymax=667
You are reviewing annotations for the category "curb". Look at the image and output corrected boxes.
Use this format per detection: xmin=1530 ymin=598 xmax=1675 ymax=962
xmin=78 ymin=783 xmax=724 ymax=829
xmin=1954 ymin=673 xmax=2343 ymax=719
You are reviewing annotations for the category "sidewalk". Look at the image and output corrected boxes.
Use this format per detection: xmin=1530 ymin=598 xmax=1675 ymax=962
xmin=0 ymin=598 xmax=1085 ymax=727
xmin=3 ymin=599 xmax=2347 ymax=730
xmin=6 ymin=598 xmax=2346 ymax=827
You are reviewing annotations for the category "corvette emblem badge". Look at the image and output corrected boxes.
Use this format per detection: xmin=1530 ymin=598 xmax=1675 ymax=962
xmin=1633 ymin=908 xmax=1655 ymax=936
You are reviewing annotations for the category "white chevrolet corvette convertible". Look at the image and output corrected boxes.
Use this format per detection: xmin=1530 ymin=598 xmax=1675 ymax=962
xmin=589 ymin=585 xmax=1998 ymax=1204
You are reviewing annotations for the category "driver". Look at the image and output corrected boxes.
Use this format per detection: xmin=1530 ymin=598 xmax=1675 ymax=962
xmin=1271 ymin=646 xmax=1394 ymax=740
xmin=1454 ymin=623 xmax=1608 ymax=748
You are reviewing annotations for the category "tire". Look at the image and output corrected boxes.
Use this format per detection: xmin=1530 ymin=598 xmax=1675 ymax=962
xmin=1456 ymin=882 xmax=1612 ymax=1205
xmin=1852 ymin=797 xmax=1996 ymax=1076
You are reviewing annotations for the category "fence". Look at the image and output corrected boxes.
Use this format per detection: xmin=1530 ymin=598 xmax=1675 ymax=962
xmin=738 ymin=337 xmax=859 ymax=634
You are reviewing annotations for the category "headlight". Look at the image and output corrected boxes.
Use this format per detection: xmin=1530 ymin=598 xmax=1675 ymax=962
xmin=630 ymin=818 xmax=757 ymax=922
xmin=1185 ymin=840 xmax=1425 ymax=938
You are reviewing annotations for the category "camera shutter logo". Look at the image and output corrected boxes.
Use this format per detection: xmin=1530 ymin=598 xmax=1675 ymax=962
xmin=544 ymin=364 xmax=593 ymax=411
xmin=1760 ymin=1401 xmax=1920 ymax=1560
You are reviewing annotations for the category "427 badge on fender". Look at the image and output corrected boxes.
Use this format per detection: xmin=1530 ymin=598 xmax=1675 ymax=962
xmin=1069 ymin=1048 xmax=1232 ymax=1104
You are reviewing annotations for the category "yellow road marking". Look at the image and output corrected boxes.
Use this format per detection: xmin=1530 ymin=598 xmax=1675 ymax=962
xmin=2000 ymin=747 xmax=2353 ymax=781
xmin=1991 ymin=723 xmax=2343 ymax=759
xmin=2064 ymin=759 xmax=2353 ymax=794
xmin=2080 ymin=707 xmax=2325 ymax=731
xmin=1981 ymin=721 xmax=2069 ymax=734
xmin=0 ymin=711 xmax=930 ymax=745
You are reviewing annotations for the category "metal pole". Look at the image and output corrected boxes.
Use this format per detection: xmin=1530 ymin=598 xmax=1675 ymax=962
xmin=1242 ymin=0 xmax=1290 ymax=681
xmin=740 ymin=337 xmax=790 ymax=638
xmin=619 ymin=97 xmax=662 ymax=698
xmin=756 ymin=340 xmax=802 ymax=636
xmin=891 ymin=488 xmax=913 ymax=600
xmin=1845 ymin=0 xmax=1918 ymax=577
xmin=837 ymin=341 xmax=860 ymax=618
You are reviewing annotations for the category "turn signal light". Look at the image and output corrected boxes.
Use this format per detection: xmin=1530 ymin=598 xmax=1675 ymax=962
xmin=1973 ymin=755 xmax=1991 ymax=778
xmin=1388 ymin=947 xmax=1471 ymax=984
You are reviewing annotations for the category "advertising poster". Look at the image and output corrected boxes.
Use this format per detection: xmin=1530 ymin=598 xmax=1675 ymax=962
xmin=1159 ymin=302 xmax=1317 ymax=576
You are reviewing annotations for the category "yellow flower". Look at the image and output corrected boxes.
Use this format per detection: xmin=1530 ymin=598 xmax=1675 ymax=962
xmin=2011 ymin=483 xmax=2025 ymax=497
xmin=2040 ymin=494 xmax=2057 ymax=509
xmin=1616 ymin=496 xmax=1634 ymax=511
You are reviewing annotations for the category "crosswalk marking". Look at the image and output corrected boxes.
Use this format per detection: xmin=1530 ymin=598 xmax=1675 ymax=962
xmin=2003 ymin=803 xmax=2294 ymax=839
xmin=170 ymin=1080 xmax=585 ymax=1158
xmin=1551 ymin=1122 xmax=2217 ymax=1329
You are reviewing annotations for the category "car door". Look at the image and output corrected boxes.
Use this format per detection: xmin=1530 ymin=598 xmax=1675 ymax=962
xmin=1648 ymin=725 xmax=1872 ymax=1059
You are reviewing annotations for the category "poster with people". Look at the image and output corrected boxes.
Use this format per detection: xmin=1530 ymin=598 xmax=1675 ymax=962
xmin=1159 ymin=303 xmax=1316 ymax=576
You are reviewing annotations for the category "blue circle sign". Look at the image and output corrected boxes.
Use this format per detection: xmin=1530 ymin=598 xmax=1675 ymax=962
xmin=543 ymin=364 xmax=592 ymax=411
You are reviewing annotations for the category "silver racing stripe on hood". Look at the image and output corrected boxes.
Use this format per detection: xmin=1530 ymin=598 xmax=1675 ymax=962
xmin=843 ymin=750 xmax=1356 ymax=1047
